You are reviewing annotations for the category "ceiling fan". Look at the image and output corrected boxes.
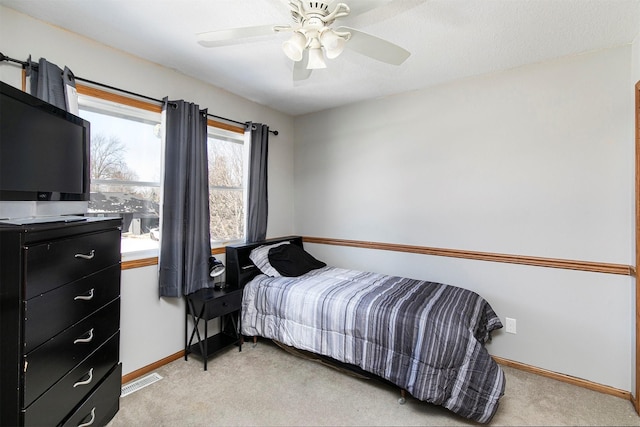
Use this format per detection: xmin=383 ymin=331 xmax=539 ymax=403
xmin=196 ymin=0 xmax=411 ymax=80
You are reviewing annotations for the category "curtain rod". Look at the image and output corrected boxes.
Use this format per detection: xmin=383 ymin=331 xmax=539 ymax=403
xmin=0 ymin=52 xmax=278 ymax=135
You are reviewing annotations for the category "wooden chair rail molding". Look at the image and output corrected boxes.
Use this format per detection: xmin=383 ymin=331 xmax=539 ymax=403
xmin=302 ymin=236 xmax=635 ymax=277
xmin=120 ymin=238 xmax=634 ymax=276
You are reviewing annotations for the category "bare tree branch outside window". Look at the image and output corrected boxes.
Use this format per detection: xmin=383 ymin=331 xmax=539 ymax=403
xmin=91 ymin=133 xmax=138 ymax=182
xmin=208 ymin=137 xmax=244 ymax=242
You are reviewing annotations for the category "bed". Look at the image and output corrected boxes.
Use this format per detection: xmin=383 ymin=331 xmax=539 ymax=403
xmin=225 ymin=236 xmax=505 ymax=423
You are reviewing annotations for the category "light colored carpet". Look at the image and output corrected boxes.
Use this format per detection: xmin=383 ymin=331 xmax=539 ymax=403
xmin=108 ymin=340 xmax=640 ymax=426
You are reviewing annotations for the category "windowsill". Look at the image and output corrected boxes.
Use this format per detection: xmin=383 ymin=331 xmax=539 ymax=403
xmin=121 ymin=248 xmax=159 ymax=263
xmin=120 ymin=238 xmax=242 ymax=265
xmin=121 ymin=237 xmax=160 ymax=263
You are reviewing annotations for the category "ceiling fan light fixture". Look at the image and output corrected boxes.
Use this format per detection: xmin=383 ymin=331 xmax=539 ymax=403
xmin=320 ymin=29 xmax=347 ymax=59
xmin=282 ymin=30 xmax=307 ymax=61
xmin=307 ymin=47 xmax=327 ymax=69
xmin=197 ymin=0 xmax=411 ymax=81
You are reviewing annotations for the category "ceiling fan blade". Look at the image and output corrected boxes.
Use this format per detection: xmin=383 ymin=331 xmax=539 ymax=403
xmin=197 ymin=24 xmax=286 ymax=47
xmin=293 ymin=50 xmax=313 ymax=81
xmin=337 ymin=26 xmax=410 ymax=65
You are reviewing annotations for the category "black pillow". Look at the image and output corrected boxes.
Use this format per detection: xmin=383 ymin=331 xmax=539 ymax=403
xmin=268 ymin=244 xmax=326 ymax=277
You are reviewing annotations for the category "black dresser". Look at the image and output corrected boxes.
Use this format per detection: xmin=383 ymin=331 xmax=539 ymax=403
xmin=0 ymin=217 xmax=123 ymax=426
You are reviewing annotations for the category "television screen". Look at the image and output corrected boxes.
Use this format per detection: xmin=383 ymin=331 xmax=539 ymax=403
xmin=0 ymin=81 xmax=90 ymax=201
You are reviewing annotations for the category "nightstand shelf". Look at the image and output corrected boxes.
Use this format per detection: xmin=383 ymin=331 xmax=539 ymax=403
xmin=188 ymin=333 xmax=238 ymax=358
xmin=185 ymin=286 xmax=243 ymax=370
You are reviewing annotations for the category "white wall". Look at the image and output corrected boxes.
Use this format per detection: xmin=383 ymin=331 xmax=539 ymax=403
xmin=294 ymin=46 xmax=636 ymax=392
xmin=634 ymin=24 xmax=640 ymax=83
xmin=0 ymin=7 xmax=296 ymax=375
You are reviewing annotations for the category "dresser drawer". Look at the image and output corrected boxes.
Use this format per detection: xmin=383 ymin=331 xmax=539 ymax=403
xmin=25 ymin=265 xmax=121 ymax=353
xmin=61 ymin=363 xmax=121 ymax=427
xmin=23 ymin=299 xmax=120 ymax=407
xmin=24 ymin=229 xmax=121 ymax=299
xmin=23 ymin=332 xmax=119 ymax=426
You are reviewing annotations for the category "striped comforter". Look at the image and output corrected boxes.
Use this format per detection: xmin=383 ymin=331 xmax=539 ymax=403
xmin=242 ymin=266 xmax=505 ymax=423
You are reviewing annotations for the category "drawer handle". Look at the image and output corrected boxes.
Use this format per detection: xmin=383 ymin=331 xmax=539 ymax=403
xmin=77 ymin=407 xmax=96 ymax=427
xmin=74 ymin=328 xmax=94 ymax=344
xmin=73 ymin=368 xmax=94 ymax=387
xmin=74 ymin=288 xmax=95 ymax=301
xmin=74 ymin=249 xmax=96 ymax=260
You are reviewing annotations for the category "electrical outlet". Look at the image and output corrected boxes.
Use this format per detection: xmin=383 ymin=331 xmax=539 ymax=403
xmin=505 ymin=317 xmax=517 ymax=334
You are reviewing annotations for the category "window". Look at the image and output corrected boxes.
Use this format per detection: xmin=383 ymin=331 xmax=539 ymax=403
xmin=207 ymin=126 xmax=247 ymax=244
xmin=77 ymin=87 xmax=248 ymax=256
xmin=78 ymin=94 xmax=162 ymax=254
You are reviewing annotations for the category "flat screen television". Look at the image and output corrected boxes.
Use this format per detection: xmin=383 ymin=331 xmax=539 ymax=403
xmin=0 ymin=81 xmax=90 ymax=202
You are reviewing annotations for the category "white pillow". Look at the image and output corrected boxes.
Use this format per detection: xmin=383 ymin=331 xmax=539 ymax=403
xmin=249 ymin=241 xmax=290 ymax=277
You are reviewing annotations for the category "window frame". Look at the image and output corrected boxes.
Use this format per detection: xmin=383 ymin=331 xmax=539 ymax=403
xmin=78 ymin=87 xmax=163 ymax=258
xmin=75 ymin=84 xmax=247 ymax=267
xmin=206 ymin=125 xmax=248 ymax=246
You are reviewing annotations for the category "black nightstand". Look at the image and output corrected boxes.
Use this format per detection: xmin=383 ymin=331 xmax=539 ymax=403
xmin=185 ymin=286 xmax=243 ymax=370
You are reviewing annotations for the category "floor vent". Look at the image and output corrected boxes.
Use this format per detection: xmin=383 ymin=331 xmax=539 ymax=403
xmin=121 ymin=373 xmax=163 ymax=397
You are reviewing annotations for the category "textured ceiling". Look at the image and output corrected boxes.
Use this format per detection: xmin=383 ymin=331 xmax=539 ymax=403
xmin=1 ymin=0 xmax=639 ymax=116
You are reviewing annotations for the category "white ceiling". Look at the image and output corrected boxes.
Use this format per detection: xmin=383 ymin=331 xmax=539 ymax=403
xmin=1 ymin=0 xmax=639 ymax=116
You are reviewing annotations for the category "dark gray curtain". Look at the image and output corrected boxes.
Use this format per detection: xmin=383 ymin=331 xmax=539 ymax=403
xmin=246 ymin=123 xmax=269 ymax=243
xmin=26 ymin=56 xmax=78 ymax=113
xmin=159 ymin=99 xmax=212 ymax=297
